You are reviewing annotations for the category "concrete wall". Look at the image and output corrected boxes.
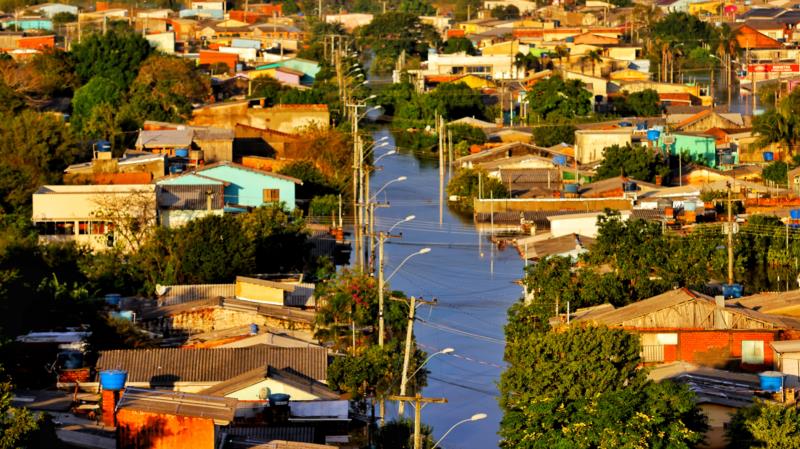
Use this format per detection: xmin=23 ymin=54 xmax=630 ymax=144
xmin=191 ymin=103 xmax=329 ymax=134
xmin=473 ymin=197 xmax=633 ymax=213
xmin=550 ymin=211 xmax=631 ymax=238
xmin=195 ymin=138 xmax=233 ymax=163
xmin=117 ymin=409 xmax=215 ymax=449
xmin=142 ymin=306 xmax=313 ymax=336
xmin=160 ymin=209 xmax=223 ymax=228
xmin=235 ymin=279 xmax=284 ymax=305
xmin=575 ymin=129 xmax=632 ymax=163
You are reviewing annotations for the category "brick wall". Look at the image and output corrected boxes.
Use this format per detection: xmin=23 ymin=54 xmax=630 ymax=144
xmin=644 ymin=330 xmax=779 ymax=370
xmin=117 ymin=409 xmax=215 ymax=449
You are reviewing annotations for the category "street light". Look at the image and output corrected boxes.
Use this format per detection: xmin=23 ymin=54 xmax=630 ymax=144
xmin=373 ymin=149 xmax=396 ymax=165
xmin=371 ymin=176 xmax=407 ymax=203
xmin=387 ymin=246 xmax=430 ymax=283
xmin=431 ymin=413 xmax=488 ymax=449
xmin=389 ymin=214 xmax=414 ymax=233
xmin=377 ymin=214 xmax=417 ymax=348
xmin=406 ymin=347 xmax=454 ymax=381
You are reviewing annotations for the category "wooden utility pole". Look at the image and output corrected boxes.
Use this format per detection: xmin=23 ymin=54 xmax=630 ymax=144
xmin=398 ymin=296 xmax=437 ymax=415
xmin=389 ymin=394 xmax=447 ymax=449
xmin=727 ymin=182 xmax=734 ymax=285
xmin=447 ymin=128 xmax=453 ymax=180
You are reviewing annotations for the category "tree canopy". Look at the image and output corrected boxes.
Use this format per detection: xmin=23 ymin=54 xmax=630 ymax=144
xmin=442 ymin=37 xmax=477 ymax=55
xmin=525 ymin=75 xmax=591 ymax=120
xmin=595 ymin=143 xmax=670 ymax=183
xmin=70 ymin=30 xmax=152 ymax=88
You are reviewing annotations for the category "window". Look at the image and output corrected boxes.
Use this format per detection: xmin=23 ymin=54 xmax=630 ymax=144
xmin=742 ymin=340 xmax=765 ymax=365
xmin=656 ymin=333 xmax=678 ymax=345
xmin=78 ymin=221 xmax=90 ymax=235
xmin=263 ymin=189 xmax=280 ymax=203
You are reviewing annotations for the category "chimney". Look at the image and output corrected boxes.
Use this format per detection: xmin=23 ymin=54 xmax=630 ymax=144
xmin=101 ymin=389 xmax=121 ymax=427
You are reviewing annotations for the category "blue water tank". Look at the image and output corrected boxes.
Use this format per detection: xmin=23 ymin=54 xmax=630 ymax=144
xmin=99 ymin=370 xmax=128 ymax=391
xmin=104 ymin=293 xmax=121 ymax=307
xmin=553 ymin=155 xmax=567 ymax=166
xmin=763 ymin=151 xmax=774 ymax=161
xmin=791 ymin=209 xmax=800 ymax=220
xmin=565 ymin=36 xmax=574 ymax=43
xmin=723 ymin=283 xmax=743 ymax=298
xmin=169 ymin=164 xmax=185 ymax=174
xmin=759 ymin=371 xmax=783 ymax=392
xmin=564 ymin=183 xmax=579 ymax=194
xmin=623 ymin=181 xmax=637 ymax=192
xmin=175 ymin=148 xmax=189 ymax=158
xmin=249 ymin=323 xmax=259 ymax=335
xmin=647 ymin=129 xmax=661 ymax=141
xmin=96 ymin=140 xmax=111 ymax=152
xmin=268 ymin=393 xmax=290 ymax=406
xmin=684 ymin=201 xmax=697 ymax=212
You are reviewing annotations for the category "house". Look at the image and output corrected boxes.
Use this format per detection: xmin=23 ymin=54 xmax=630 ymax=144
xmin=198 ymin=50 xmax=238 ymax=72
xmin=191 ymin=99 xmax=329 ymax=134
xmin=578 ymin=176 xmax=660 ymax=198
xmin=115 ymin=388 xmax=237 ymax=449
xmin=254 ymin=58 xmax=321 ymax=86
xmin=769 ymin=340 xmax=800 ymax=387
xmin=156 ymin=183 xmax=225 ymax=227
xmin=136 ymin=124 xmax=235 ymax=163
xmin=494 ymin=167 xmax=562 ymax=197
xmin=417 ymin=51 xmax=521 ymax=80
xmin=145 ymin=31 xmax=175 ymax=54
xmin=658 ymin=132 xmax=719 ymax=167
xmin=484 ymin=0 xmax=539 ymax=13
xmin=669 ymin=110 xmax=745 ymax=132
xmin=733 ymin=24 xmax=784 ymax=50
xmin=548 ymin=210 xmax=632 ymax=238
xmin=514 ymin=233 xmax=596 ymax=260
xmin=32 ymin=184 xmax=156 ymax=252
xmin=574 ymin=128 xmax=632 ymax=164
xmin=93 ymin=345 xmax=328 ymax=391
xmin=233 ymin=124 xmax=301 ymax=159
xmin=324 ymin=13 xmax=373 ymax=31
xmin=648 ymin=362 xmax=758 ymax=449
xmin=455 ymin=142 xmax=543 ymax=169
xmin=201 ymin=365 xmax=338 ymax=401
xmin=157 ymin=161 xmax=301 ymax=210
xmin=729 ymin=290 xmax=800 ymax=317
xmin=2 ymin=17 xmax=53 ymax=31
xmin=29 ymin=3 xmax=78 ymax=17
xmin=64 ymin=150 xmax=167 ymax=185
xmin=574 ymin=288 xmax=800 ymax=369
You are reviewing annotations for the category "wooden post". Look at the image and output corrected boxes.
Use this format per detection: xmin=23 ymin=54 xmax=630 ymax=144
xmin=388 ymin=394 xmax=447 ymax=449
xmin=727 ymin=182 xmax=734 ymax=285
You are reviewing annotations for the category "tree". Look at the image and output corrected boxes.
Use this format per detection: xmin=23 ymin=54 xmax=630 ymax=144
xmin=0 ymin=110 xmax=81 ymax=213
xmin=442 ymin=37 xmax=477 ymax=55
xmin=426 ymin=82 xmax=485 ymax=120
xmin=525 ymin=75 xmax=591 ymax=120
xmin=580 ymin=49 xmax=602 ymax=76
xmin=727 ymin=401 xmax=800 ymax=449
xmin=595 ymin=143 xmax=670 ymax=182
xmin=279 ymin=160 xmax=340 ymax=201
xmin=70 ymin=29 xmax=152 ymax=87
xmin=239 ymin=205 xmax=309 ymax=274
xmin=532 ymin=123 xmax=575 ymax=147
xmin=447 ymin=124 xmax=487 ymax=146
xmin=619 ymin=89 xmax=662 ymax=117
xmin=91 ymin=188 xmax=157 ymax=253
xmin=71 ymin=76 xmax=123 ymax=135
xmin=357 ymin=12 xmax=440 ymax=72
xmin=499 ymin=324 xmax=707 ymax=449
xmin=491 ymin=4 xmax=520 ymax=19
xmin=763 ymin=161 xmax=789 ymax=185
xmin=398 ymin=0 xmax=436 ymax=15
xmin=0 ymin=370 xmax=40 ymax=448
xmin=124 ymin=54 xmax=211 ymax=123
xmin=446 ymin=169 xmax=508 ymax=213
xmin=753 ymin=88 xmax=800 ymax=154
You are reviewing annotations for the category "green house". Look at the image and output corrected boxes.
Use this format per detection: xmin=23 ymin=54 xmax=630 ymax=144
xmin=158 ymin=161 xmax=302 ymax=211
xmin=657 ymin=132 xmax=723 ymax=168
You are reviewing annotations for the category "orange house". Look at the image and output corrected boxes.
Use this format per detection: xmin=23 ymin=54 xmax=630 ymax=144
xmin=199 ymin=50 xmax=238 ymax=72
xmin=116 ymin=388 xmax=237 ymax=449
xmin=17 ymin=35 xmax=55 ymax=50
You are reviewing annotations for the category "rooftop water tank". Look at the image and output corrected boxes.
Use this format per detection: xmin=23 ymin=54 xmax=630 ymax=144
xmin=759 ymin=371 xmax=783 ymax=392
xmin=647 ymin=129 xmax=661 ymax=141
xmin=268 ymin=393 xmax=290 ymax=406
xmin=623 ymin=181 xmax=637 ymax=192
xmin=763 ymin=151 xmax=774 ymax=162
xmin=722 ymin=283 xmax=743 ymax=299
xmin=790 ymin=209 xmax=800 ymax=220
xmin=564 ymin=183 xmax=579 ymax=194
xmin=96 ymin=140 xmax=111 ymax=152
xmin=99 ymin=370 xmax=127 ymax=391
xmin=175 ymin=148 xmax=189 ymax=158
xmin=553 ymin=155 xmax=567 ymax=166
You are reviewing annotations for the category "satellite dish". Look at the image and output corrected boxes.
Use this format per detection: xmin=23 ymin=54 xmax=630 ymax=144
xmin=155 ymin=284 xmax=168 ymax=296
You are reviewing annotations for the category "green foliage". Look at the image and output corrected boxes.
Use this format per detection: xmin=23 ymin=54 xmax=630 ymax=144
xmin=531 ymin=123 xmax=575 ymax=147
xmin=651 ymin=13 xmax=720 ymax=53
xmin=447 ymin=123 xmax=487 ymax=146
xmin=763 ymin=161 xmax=789 ymax=185
xmin=0 ymin=369 xmax=40 ymax=449
xmin=525 ymin=75 xmax=591 ymax=120
xmin=357 ymin=12 xmax=440 ymax=69
xmin=446 ymin=169 xmax=508 ymax=213
xmin=499 ymin=325 xmax=707 ymax=449
xmin=378 ymin=418 xmax=434 ymax=449
xmin=395 ymin=82 xmax=486 ymax=127
xmin=615 ymin=89 xmax=662 ymax=117
xmin=491 ymin=4 xmax=520 ymax=19
xmin=51 ymin=11 xmax=77 ymax=24
xmin=398 ymin=0 xmax=435 ymax=15
xmin=70 ymin=29 xmax=152 ymax=88
xmin=442 ymin=37 xmax=477 ymax=55
xmin=0 ymin=110 xmax=81 ymax=213
xmin=595 ymin=143 xmax=670 ymax=182
xmin=71 ymin=76 xmax=123 ymax=135
xmin=754 ymin=88 xmax=800 ymax=152
xmin=727 ymin=401 xmax=800 ymax=449
xmin=514 ymin=52 xmax=552 ymax=74
xmin=279 ymin=160 xmax=341 ymax=201
xmin=309 ymin=194 xmax=339 ymax=218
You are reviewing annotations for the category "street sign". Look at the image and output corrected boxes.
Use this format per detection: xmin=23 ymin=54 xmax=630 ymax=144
xmin=747 ymin=64 xmax=800 ymax=73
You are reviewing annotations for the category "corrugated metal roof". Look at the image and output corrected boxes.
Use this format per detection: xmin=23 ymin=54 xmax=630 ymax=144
xmin=200 ymin=366 xmax=337 ymax=399
xmin=227 ymin=426 xmax=315 ymax=443
xmin=157 ymin=184 xmax=225 ymax=210
xmin=158 ymin=283 xmax=235 ymax=306
xmin=770 ymin=340 xmax=800 ymax=353
xmin=135 ymin=129 xmax=193 ymax=148
xmin=116 ymin=387 xmax=237 ymax=422
xmin=96 ymin=344 xmax=327 ymax=382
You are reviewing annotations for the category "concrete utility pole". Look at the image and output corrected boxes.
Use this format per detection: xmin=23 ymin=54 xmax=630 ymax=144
xmin=389 ymin=394 xmax=447 ymax=449
xmin=438 ymin=114 xmax=445 ymax=226
xmin=727 ymin=182 xmax=734 ymax=285
xmin=351 ymin=110 xmax=362 ymax=273
xmin=399 ymin=296 xmax=437 ymax=415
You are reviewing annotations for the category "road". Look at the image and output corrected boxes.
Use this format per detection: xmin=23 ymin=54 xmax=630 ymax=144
xmin=365 ymin=127 xmax=523 ymax=449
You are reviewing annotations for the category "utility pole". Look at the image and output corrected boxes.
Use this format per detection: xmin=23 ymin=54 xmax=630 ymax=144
xmin=377 ymin=231 xmax=398 ymax=347
xmin=351 ymin=107 xmax=363 ymax=273
xmin=447 ymin=128 xmax=453 ymax=180
xmin=319 ymin=0 xmax=323 ymax=19
xmin=399 ymin=296 xmax=437 ymax=415
xmin=388 ymin=394 xmax=447 ymax=449
xmin=727 ymin=182 xmax=734 ymax=285
xmin=439 ymin=114 xmax=445 ymax=225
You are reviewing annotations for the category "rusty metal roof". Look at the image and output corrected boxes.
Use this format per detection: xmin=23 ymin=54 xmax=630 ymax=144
xmin=116 ymin=387 xmax=237 ymax=423
xmin=97 ymin=345 xmax=327 ymax=383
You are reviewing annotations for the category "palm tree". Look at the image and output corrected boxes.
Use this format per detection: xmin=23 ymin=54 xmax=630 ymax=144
xmin=554 ymin=45 xmax=569 ymax=69
xmin=585 ymin=50 xmax=602 ymax=77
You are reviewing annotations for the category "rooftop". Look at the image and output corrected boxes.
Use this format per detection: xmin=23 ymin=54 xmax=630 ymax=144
xmin=116 ymin=387 xmax=237 ymax=423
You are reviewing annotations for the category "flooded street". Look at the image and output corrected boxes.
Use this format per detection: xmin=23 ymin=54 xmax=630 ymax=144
xmin=366 ymin=127 xmax=522 ymax=449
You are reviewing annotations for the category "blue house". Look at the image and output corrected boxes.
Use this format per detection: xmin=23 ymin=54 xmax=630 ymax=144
xmin=157 ymin=161 xmax=301 ymax=211
xmin=657 ymin=132 xmax=722 ymax=168
xmin=3 ymin=18 xmax=53 ymax=31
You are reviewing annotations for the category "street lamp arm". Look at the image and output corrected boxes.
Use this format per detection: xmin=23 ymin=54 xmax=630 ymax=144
xmin=370 ymin=176 xmax=406 ymax=202
xmin=406 ymin=348 xmax=453 ymax=381
xmin=386 ymin=247 xmax=430 ymax=282
xmin=431 ymin=414 xmax=487 ymax=449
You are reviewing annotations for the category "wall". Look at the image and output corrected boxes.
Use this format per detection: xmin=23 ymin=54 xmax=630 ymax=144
xmin=235 ymin=279 xmax=284 ymax=305
xmin=664 ymin=134 xmax=717 ymax=168
xmin=195 ymin=138 xmax=233 ymax=163
xmin=701 ymin=403 xmax=736 ymax=449
xmin=550 ymin=212 xmax=630 ymax=238
xmin=199 ymin=164 xmax=296 ymax=209
xmin=473 ymin=197 xmax=633 ymax=213
xmin=575 ymin=130 xmax=632 ymax=163
xmin=160 ymin=209 xmax=223 ymax=228
xmin=145 ymin=32 xmax=175 ymax=54
xmin=117 ymin=409 xmax=215 ymax=449
xmin=642 ymin=330 xmax=778 ymax=370
xmin=191 ymin=103 xmax=329 ymax=134
xmin=142 ymin=306 xmax=312 ymax=336
xmin=226 ymin=378 xmax=324 ymax=401
xmin=199 ymin=50 xmax=238 ymax=72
